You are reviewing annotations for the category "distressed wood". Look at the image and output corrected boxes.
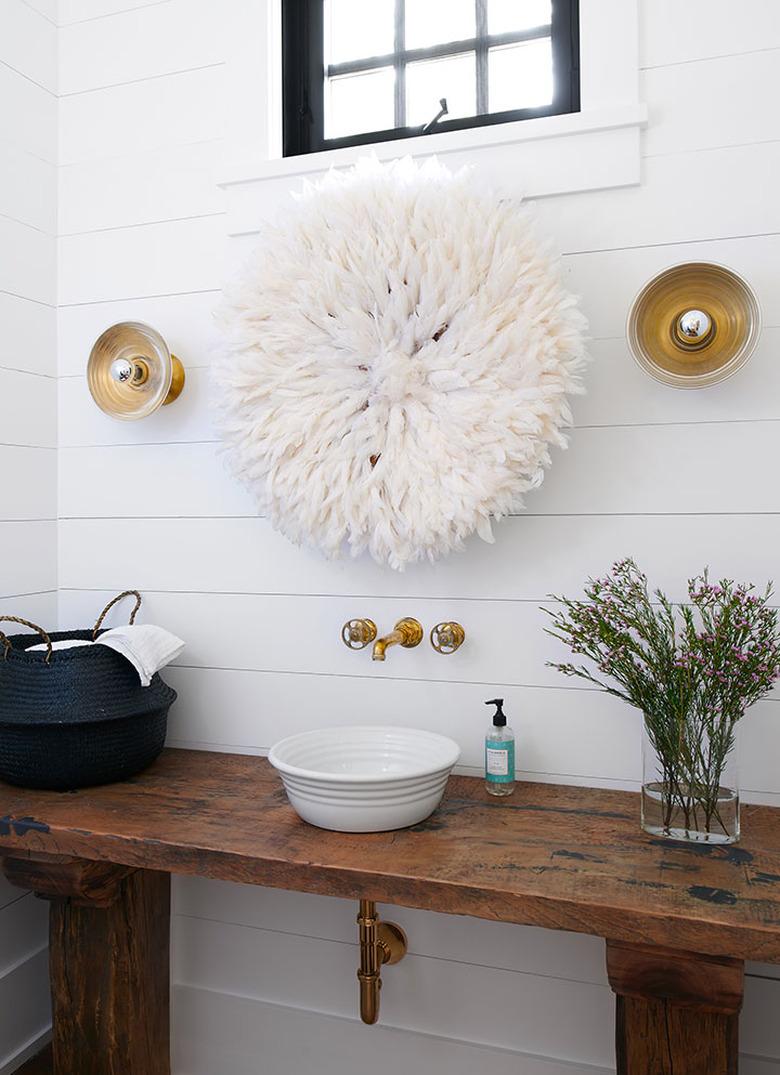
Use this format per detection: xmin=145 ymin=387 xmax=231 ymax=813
xmin=49 ymin=869 xmax=170 ymax=1075
xmin=607 ymin=941 xmax=742 ymax=1075
xmin=3 ymin=852 xmax=132 ymax=907
xmin=2 ymin=749 xmax=780 ymax=962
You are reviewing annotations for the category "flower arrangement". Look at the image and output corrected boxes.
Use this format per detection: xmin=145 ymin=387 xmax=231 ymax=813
xmin=544 ymin=559 xmax=780 ymax=842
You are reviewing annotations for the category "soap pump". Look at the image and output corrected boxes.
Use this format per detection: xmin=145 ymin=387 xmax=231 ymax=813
xmin=484 ymin=698 xmax=515 ymax=797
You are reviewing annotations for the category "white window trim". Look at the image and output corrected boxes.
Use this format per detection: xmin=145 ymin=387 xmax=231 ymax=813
xmin=220 ymin=0 xmax=646 ymax=232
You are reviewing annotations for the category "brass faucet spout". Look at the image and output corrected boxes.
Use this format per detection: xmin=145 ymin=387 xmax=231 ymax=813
xmin=372 ymin=630 xmax=403 ymax=661
xmin=371 ymin=618 xmax=424 ymax=661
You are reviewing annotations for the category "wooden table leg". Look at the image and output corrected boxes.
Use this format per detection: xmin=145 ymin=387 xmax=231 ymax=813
xmin=606 ymin=940 xmax=743 ymax=1075
xmin=3 ymin=855 xmax=170 ymax=1075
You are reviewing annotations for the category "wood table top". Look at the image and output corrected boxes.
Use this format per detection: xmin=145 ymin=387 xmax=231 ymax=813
xmin=2 ymin=749 xmax=780 ymax=961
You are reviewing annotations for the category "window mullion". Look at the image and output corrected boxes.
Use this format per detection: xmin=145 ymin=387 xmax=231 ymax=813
xmin=475 ymin=0 xmax=488 ymax=114
xmin=394 ymin=0 xmax=406 ymax=129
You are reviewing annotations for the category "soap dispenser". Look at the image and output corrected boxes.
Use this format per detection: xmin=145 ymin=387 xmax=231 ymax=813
xmin=484 ymin=698 xmax=515 ymax=797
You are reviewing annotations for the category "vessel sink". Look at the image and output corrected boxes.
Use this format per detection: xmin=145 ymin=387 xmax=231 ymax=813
xmin=268 ymin=726 xmax=461 ymax=832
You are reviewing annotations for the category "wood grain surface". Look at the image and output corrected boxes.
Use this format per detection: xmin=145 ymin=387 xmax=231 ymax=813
xmin=49 ymin=869 xmax=170 ymax=1075
xmin=2 ymin=749 xmax=780 ymax=961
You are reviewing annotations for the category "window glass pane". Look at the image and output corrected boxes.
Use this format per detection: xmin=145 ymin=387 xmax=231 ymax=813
xmin=325 ymin=67 xmax=395 ymax=139
xmin=488 ymin=37 xmax=552 ymax=112
xmin=325 ymin=0 xmax=394 ymax=64
xmin=489 ymin=0 xmax=551 ymax=35
xmin=405 ymin=0 xmax=475 ymax=49
xmin=406 ymin=52 xmax=476 ymax=127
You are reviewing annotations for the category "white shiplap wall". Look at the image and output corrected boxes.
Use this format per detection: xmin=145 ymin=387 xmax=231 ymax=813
xmin=52 ymin=1 xmax=780 ymax=1073
xmin=0 ymin=1 xmax=57 ymax=1071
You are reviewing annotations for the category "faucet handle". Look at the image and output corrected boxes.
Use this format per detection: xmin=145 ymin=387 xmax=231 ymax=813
xmin=430 ymin=621 xmax=465 ymax=654
xmin=342 ymin=618 xmax=378 ymax=650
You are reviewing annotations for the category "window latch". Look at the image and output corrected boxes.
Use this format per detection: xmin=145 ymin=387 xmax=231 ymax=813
xmin=421 ymin=97 xmax=448 ymax=134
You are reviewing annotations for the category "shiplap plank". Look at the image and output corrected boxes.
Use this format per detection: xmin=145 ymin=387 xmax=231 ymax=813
xmin=0 ymin=951 xmax=50 ymax=1072
xmin=0 ymin=370 xmax=56 ymax=448
xmin=0 ymin=0 xmax=57 ymax=92
xmin=175 ymin=878 xmax=608 ymax=986
xmin=58 ymin=215 xmax=226 ymax=304
xmin=224 ymin=142 xmax=780 ymax=255
xmin=0 ymin=521 xmax=57 ymax=596
xmin=0 ymin=592 xmax=56 ymax=626
xmin=743 ymin=976 xmax=780 ymax=1062
xmin=58 ymin=0 xmax=168 ymax=23
xmin=0 ymin=219 xmax=55 ymax=307
xmin=0 ymin=60 xmax=56 ymax=164
xmin=59 ymin=140 xmax=225 ymax=234
xmin=576 ymin=329 xmax=780 ymax=427
xmin=0 ymin=143 xmax=56 ymax=235
xmin=57 ymin=330 xmax=780 ymax=448
xmin=566 ymin=233 xmax=780 ymax=339
xmin=640 ymin=0 xmax=780 ymax=68
xmin=173 ymin=985 xmax=613 ymax=1075
xmin=0 ymin=593 xmax=56 ymax=633
xmin=642 ymin=49 xmax=780 ymax=158
xmin=162 ymin=666 xmax=642 ymax=786
xmin=530 ymin=422 xmax=780 ymax=516
xmin=534 ymin=141 xmax=780 ymax=256
xmin=0 ymin=293 xmax=55 ymax=378
xmin=59 ymin=64 xmax=225 ymax=165
xmin=57 ymin=587 xmax=575 ymax=688
xmin=59 ymin=443 xmax=253 ymax=517
xmin=57 ymin=514 xmax=780 ymax=605
xmin=0 ymin=447 xmax=56 ymax=521
xmin=58 ymin=420 xmax=780 ymax=519
xmin=59 ymin=0 xmax=225 ymax=94
xmin=57 ymin=290 xmax=219 ymax=377
xmin=174 ymin=917 xmax=616 ymax=1066
xmin=162 ymin=665 xmax=778 ymax=798
xmin=19 ymin=0 xmax=56 ymax=23
xmin=59 ymin=367 xmax=214 ymax=446
xmin=0 ymin=898 xmax=48 ymax=978
xmin=55 ymin=589 xmax=780 ymax=727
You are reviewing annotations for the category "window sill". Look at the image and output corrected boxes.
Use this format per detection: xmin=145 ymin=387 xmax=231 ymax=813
xmin=218 ymin=103 xmax=647 ymax=238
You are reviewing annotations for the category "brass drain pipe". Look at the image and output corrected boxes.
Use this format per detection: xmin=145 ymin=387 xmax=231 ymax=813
xmin=357 ymin=899 xmax=407 ymax=1024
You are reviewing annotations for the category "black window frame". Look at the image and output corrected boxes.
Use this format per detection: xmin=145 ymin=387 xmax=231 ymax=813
xmin=282 ymin=0 xmax=580 ymax=157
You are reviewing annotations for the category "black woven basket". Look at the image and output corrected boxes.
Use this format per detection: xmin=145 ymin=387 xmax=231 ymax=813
xmin=0 ymin=591 xmax=177 ymax=791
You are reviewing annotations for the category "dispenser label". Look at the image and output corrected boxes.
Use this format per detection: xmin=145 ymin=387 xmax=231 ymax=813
xmin=486 ymin=741 xmax=515 ymax=782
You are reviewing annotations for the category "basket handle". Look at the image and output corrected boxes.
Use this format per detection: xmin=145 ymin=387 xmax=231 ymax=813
xmin=92 ymin=590 xmax=142 ymax=639
xmin=0 ymin=617 xmax=52 ymax=664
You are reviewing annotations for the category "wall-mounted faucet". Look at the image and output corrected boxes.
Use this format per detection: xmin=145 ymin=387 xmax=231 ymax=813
xmin=371 ymin=618 xmax=423 ymax=662
xmin=342 ymin=618 xmax=465 ymax=660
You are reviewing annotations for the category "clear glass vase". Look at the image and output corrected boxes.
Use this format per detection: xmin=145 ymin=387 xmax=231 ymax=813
xmin=641 ymin=721 xmax=739 ymax=844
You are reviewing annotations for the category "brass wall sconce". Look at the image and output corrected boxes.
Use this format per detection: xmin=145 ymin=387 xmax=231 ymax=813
xmin=357 ymin=899 xmax=407 ymax=1025
xmin=430 ymin=622 xmax=465 ymax=654
xmin=88 ymin=322 xmax=186 ymax=420
xmin=626 ymin=262 xmax=761 ymax=389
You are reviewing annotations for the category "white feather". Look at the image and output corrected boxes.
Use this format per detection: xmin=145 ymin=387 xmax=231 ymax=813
xmin=214 ymin=157 xmax=588 ymax=571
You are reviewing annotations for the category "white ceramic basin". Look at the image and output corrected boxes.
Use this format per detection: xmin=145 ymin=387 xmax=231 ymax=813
xmin=268 ymin=726 xmax=461 ymax=832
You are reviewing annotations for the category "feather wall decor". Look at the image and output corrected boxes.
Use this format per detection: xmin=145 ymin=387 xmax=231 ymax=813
xmin=214 ymin=157 xmax=587 ymax=570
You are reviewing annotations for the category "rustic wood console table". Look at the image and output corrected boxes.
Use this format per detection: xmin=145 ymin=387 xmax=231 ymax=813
xmin=2 ymin=749 xmax=779 ymax=1075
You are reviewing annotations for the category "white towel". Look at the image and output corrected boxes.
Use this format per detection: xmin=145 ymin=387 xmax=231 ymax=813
xmin=97 ymin=625 xmax=185 ymax=687
xmin=29 ymin=624 xmax=185 ymax=686
xmin=29 ymin=639 xmax=96 ymax=652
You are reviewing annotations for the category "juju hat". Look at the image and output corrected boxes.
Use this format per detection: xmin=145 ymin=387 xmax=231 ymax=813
xmin=214 ymin=157 xmax=587 ymax=570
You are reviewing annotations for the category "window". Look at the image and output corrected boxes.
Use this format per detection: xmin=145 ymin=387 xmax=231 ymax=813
xmin=282 ymin=0 xmax=580 ymax=157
